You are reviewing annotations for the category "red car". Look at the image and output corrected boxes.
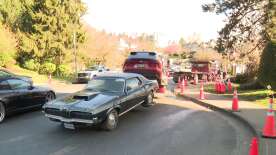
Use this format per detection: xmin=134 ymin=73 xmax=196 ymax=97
xmin=123 ymin=52 xmax=167 ymax=88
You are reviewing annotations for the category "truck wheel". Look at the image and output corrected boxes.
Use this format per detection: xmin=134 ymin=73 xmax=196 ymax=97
xmin=142 ymin=91 xmax=154 ymax=107
xmin=101 ymin=109 xmax=119 ymax=131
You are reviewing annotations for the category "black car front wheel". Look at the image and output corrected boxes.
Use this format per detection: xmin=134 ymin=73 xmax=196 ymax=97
xmin=45 ymin=92 xmax=55 ymax=103
xmin=0 ymin=102 xmax=6 ymax=123
xmin=101 ymin=109 xmax=119 ymax=131
xmin=142 ymin=91 xmax=154 ymax=107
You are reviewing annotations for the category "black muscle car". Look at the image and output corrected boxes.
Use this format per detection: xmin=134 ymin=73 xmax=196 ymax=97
xmin=0 ymin=69 xmax=33 ymax=84
xmin=43 ymin=73 xmax=158 ymax=131
xmin=0 ymin=77 xmax=56 ymax=123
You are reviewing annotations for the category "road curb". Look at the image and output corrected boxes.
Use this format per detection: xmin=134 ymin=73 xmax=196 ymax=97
xmin=178 ymin=94 xmax=259 ymax=138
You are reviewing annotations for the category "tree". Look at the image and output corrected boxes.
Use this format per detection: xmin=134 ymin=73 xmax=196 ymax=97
xmin=203 ymin=0 xmax=276 ymax=88
xmin=258 ymin=42 xmax=276 ymax=87
xmin=203 ymin=0 xmax=273 ymax=51
xmin=193 ymin=50 xmax=222 ymax=62
xmin=15 ymin=0 xmax=86 ymax=75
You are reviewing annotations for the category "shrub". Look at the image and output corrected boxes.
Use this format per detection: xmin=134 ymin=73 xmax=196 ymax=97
xmin=239 ymin=80 xmax=264 ymax=90
xmin=56 ymin=64 xmax=71 ymax=77
xmin=0 ymin=52 xmax=13 ymax=67
xmin=39 ymin=62 xmax=56 ymax=75
xmin=232 ymin=74 xmax=250 ymax=84
xmin=23 ymin=59 xmax=40 ymax=71
xmin=258 ymin=41 xmax=276 ymax=90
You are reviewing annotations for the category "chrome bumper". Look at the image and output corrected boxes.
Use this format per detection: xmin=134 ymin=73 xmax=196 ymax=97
xmin=45 ymin=114 xmax=94 ymax=124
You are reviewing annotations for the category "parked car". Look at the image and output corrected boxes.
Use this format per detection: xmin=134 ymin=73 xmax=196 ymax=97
xmin=0 ymin=76 xmax=56 ymax=123
xmin=76 ymin=65 xmax=109 ymax=83
xmin=43 ymin=73 xmax=158 ymax=131
xmin=0 ymin=69 xmax=33 ymax=85
xmin=123 ymin=51 xmax=167 ymax=87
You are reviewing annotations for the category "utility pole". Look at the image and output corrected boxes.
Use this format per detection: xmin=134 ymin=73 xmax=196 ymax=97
xmin=73 ymin=30 xmax=77 ymax=74
xmin=73 ymin=0 xmax=78 ymax=75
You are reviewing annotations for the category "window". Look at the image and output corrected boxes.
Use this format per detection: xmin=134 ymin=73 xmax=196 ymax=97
xmin=0 ymin=70 xmax=12 ymax=77
xmin=0 ymin=81 xmax=10 ymax=90
xmin=86 ymin=78 xmax=125 ymax=92
xmin=126 ymin=78 xmax=141 ymax=91
xmin=7 ymin=79 xmax=30 ymax=90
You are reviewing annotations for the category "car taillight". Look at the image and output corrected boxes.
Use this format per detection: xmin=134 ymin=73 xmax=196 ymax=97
xmin=123 ymin=61 xmax=132 ymax=69
xmin=149 ymin=61 xmax=161 ymax=69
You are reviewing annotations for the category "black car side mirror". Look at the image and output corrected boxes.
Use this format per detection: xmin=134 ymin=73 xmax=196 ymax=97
xmin=28 ymin=85 xmax=34 ymax=90
xmin=126 ymin=86 xmax=132 ymax=92
xmin=28 ymin=83 xmax=34 ymax=90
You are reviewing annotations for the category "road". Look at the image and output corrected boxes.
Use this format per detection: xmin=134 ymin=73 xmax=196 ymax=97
xmin=0 ymin=83 xmax=252 ymax=155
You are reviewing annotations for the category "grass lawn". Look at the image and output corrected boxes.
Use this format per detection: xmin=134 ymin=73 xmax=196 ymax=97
xmin=204 ymin=83 xmax=274 ymax=109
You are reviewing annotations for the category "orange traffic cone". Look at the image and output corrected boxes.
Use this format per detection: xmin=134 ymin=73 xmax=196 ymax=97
xmin=158 ymin=85 xmax=166 ymax=93
xmin=177 ymin=77 xmax=181 ymax=88
xmin=262 ymin=96 xmax=276 ymax=138
xmin=193 ymin=74 xmax=198 ymax=85
xmin=248 ymin=137 xmax=259 ymax=155
xmin=232 ymin=89 xmax=239 ymax=112
xmin=215 ymin=81 xmax=219 ymax=93
xmin=218 ymin=81 xmax=222 ymax=94
xmin=221 ymin=82 xmax=226 ymax=94
xmin=184 ymin=76 xmax=188 ymax=86
xmin=199 ymin=82 xmax=205 ymax=100
xmin=48 ymin=74 xmax=52 ymax=85
xmin=227 ymin=79 xmax=232 ymax=92
xmin=166 ymin=71 xmax=170 ymax=77
xmin=180 ymin=79 xmax=185 ymax=95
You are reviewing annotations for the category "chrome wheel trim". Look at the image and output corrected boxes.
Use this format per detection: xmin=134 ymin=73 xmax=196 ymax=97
xmin=108 ymin=112 xmax=116 ymax=127
xmin=0 ymin=104 xmax=5 ymax=122
xmin=45 ymin=93 xmax=54 ymax=103
xmin=148 ymin=92 xmax=153 ymax=104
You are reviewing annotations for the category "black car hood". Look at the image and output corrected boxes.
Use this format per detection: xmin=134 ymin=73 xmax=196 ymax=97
xmin=44 ymin=90 xmax=118 ymax=112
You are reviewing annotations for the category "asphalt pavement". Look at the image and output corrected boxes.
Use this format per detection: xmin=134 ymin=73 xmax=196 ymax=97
xmin=0 ymin=83 xmax=252 ymax=155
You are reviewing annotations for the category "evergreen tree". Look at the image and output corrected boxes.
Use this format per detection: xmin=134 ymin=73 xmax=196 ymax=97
xmin=258 ymin=42 xmax=276 ymax=88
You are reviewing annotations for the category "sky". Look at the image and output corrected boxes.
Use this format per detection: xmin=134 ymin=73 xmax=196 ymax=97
xmin=82 ymin=0 xmax=225 ymax=46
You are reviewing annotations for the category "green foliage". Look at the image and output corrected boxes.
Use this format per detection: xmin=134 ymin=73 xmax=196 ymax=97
xmin=0 ymin=0 xmax=87 ymax=68
xmin=193 ymin=50 xmax=221 ymax=61
xmin=258 ymin=41 xmax=276 ymax=89
xmin=39 ymin=62 xmax=56 ymax=74
xmin=232 ymin=74 xmax=249 ymax=84
xmin=239 ymin=81 xmax=264 ymax=90
xmin=23 ymin=59 xmax=40 ymax=71
xmin=56 ymin=64 xmax=71 ymax=77
xmin=203 ymin=0 xmax=269 ymax=49
xmin=0 ymin=52 xmax=13 ymax=67
xmin=0 ymin=0 xmax=34 ymax=32
xmin=0 ymin=24 xmax=17 ymax=54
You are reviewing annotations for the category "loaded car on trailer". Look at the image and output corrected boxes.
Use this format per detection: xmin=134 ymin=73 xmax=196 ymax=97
xmin=123 ymin=51 xmax=167 ymax=89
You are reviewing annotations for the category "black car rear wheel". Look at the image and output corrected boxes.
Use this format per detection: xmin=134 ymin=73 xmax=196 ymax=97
xmin=45 ymin=92 xmax=55 ymax=103
xmin=101 ymin=109 xmax=118 ymax=131
xmin=142 ymin=91 xmax=154 ymax=107
xmin=0 ymin=102 xmax=6 ymax=123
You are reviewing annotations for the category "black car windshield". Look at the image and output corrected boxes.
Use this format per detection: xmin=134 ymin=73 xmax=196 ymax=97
xmin=86 ymin=78 xmax=125 ymax=92
xmin=0 ymin=70 xmax=14 ymax=77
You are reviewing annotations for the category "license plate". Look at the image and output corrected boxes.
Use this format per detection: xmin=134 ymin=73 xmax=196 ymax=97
xmin=135 ymin=64 xmax=145 ymax=68
xmin=64 ymin=123 xmax=75 ymax=130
